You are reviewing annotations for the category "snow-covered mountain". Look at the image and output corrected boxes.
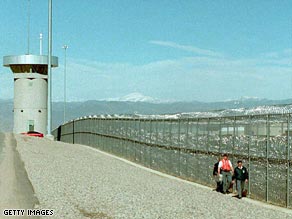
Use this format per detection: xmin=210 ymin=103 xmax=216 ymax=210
xmin=107 ymin=92 xmax=162 ymax=103
xmin=224 ymin=96 xmax=265 ymax=103
xmin=109 ymin=94 xmax=267 ymax=104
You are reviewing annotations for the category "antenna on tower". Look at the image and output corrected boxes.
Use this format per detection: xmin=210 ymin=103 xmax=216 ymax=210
xmin=27 ymin=0 xmax=31 ymax=54
xmin=40 ymin=33 xmax=43 ymax=55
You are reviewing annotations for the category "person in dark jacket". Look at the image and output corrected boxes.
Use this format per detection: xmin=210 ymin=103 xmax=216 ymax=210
xmin=233 ymin=160 xmax=249 ymax=199
xmin=213 ymin=156 xmax=223 ymax=192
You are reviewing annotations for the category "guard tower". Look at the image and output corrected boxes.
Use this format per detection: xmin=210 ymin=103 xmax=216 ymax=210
xmin=3 ymin=55 xmax=58 ymax=134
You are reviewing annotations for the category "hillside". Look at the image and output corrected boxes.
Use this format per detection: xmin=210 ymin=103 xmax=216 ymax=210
xmin=0 ymin=98 xmax=292 ymax=132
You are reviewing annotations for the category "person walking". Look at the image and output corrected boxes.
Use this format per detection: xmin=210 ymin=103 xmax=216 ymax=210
xmin=218 ymin=154 xmax=234 ymax=194
xmin=233 ymin=160 xmax=249 ymax=199
xmin=213 ymin=156 xmax=222 ymax=192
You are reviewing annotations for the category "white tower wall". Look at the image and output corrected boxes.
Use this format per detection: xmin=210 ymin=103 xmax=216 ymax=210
xmin=14 ymin=76 xmax=48 ymax=134
xmin=3 ymin=55 xmax=58 ymax=134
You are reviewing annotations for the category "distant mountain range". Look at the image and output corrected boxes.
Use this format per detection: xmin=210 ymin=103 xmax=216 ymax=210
xmin=0 ymin=97 xmax=292 ymax=132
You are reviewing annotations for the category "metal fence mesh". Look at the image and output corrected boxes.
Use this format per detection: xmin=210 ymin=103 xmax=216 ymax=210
xmin=53 ymin=113 xmax=292 ymax=208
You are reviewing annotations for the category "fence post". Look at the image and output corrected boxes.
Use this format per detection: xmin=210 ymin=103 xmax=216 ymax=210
xmin=101 ymin=119 xmax=104 ymax=150
xmin=185 ymin=119 xmax=189 ymax=177
xmin=178 ymin=119 xmax=181 ymax=176
xmin=196 ymin=119 xmax=199 ymax=150
xmin=266 ymin=115 xmax=270 ymax=202
xmin=155 ymin=119 xmax=159 ymax=145
xmin=169 ymin=120 xmax=173 ymax=172
xmin=169 ymin=120 xmax=173 ymax=144
xmin=138 ymin=119 xmax=142 ymax=162
xmin=219 ymin=118 xmax=222 ymax=154
xmin=232 ymin=116 xmax=236 ymax=164
xmin=134 ymin=119 xmax=137 ymax=161
xmin=149 ymin=120 xmax=153 ymax=167
xmin=207 ymin=118 xmax=210 ymax=152
xmin=154 ymin=119 xmax=159 ymax=168
xmin=248 ymin=115 xmax=251 ymax=197
xmin=97 ymin=119 xmax=101 ymax=148
xmin=72 ymin=120 xmax=75 ymax=144
xmin=162 ymin=119 xmax=166 ymax=144
xmin=125 ymin=119 xmax=129 ymax=158
xmin=287 ymin=114 xmax=290 ymax=207
xmin=118 ymin=118 xmax=121 ymax=154
xmin=105 ymin=119 xmax=108 ymax=150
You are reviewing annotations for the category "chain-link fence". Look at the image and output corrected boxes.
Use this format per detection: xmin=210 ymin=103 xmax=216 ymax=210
xmin=53 ymin=114 xmax=292 ymax=208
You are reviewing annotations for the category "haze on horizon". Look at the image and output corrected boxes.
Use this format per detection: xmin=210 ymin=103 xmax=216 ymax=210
xmin=0 ymin=0 xmax=291 ymax=103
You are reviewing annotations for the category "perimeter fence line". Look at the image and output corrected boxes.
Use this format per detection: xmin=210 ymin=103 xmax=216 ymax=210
xmin=53 ymin=113 xmax=292 ymax=208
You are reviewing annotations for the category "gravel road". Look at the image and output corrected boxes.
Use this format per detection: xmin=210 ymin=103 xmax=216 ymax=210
xmin=11 ymin=134 xmax=292 ymax=219
xmin=0 ymin=133 xmax=39 ymax=219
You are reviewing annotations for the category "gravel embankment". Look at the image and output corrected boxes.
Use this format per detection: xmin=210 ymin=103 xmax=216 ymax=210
xmin=15 ymin=134 xmax=292 ymax=219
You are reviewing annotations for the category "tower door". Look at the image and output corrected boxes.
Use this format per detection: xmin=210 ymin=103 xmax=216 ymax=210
xmin=28 ymin=120 xmax=34 ymax=131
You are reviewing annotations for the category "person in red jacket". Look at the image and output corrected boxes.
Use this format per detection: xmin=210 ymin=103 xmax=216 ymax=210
xmin=218 ymin=154 xmax=234 ymax=194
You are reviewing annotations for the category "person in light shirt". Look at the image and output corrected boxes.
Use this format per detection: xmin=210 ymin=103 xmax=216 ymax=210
xmin=217 ymin=154 xmax=234 ymax=194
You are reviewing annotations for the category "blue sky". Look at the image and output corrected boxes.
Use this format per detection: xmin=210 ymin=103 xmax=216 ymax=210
xmin=0 ymin=0 xmax=292 ymax=102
